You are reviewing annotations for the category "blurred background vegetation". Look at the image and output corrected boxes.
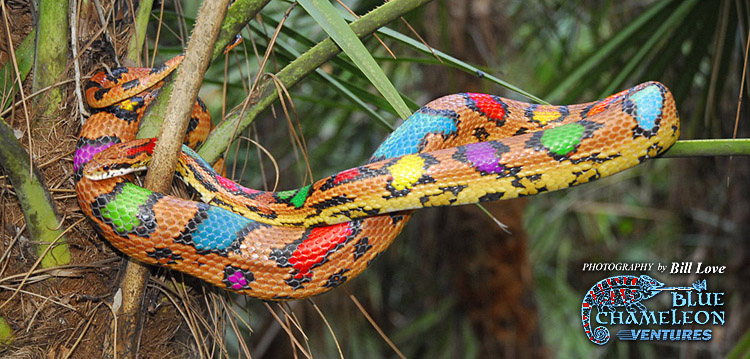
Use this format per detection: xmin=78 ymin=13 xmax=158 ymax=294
xmin=1 ymin=0 xmax=748 ymax=357
xmin=208 ymin=1 xmax=749 ymax=357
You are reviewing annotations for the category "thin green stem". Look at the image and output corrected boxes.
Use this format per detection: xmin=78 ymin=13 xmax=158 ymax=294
xmin=0 ymin=30 xmax=34 ymax=112
xmin=127 ymin=0 xmax=155 ymax=64
xmin=662 ymin=139 xmax=750 ymax=157
xmin=32 ymin=0 xmax=69 ymax=117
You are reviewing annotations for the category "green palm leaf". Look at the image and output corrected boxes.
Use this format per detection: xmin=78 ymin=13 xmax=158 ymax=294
xmin=298 ymin=0 xmax=413 ymax=119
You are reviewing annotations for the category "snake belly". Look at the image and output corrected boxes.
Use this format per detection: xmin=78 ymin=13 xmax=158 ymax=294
xmin=75 ymin=56 xmax=679 ymax=300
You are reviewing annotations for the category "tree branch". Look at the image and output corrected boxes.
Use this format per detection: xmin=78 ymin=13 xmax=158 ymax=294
xmin=114 ymin=1 xmax=230 ymax=357
xmin=198 ymin=0 xmax=435 ymax=163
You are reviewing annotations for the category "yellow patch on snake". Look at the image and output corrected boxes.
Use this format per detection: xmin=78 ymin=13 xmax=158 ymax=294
xmin=119 ymin=98 xmax=138 ymax=112
xmin=421 ymin=190 xmax=458 ymax=207
xmin=177 ymin=165 xmax=217 ymax=203
xmin=388 ymin=154 xmax=426 ymax=191
xmin=532 ymin=106 xmax=562 ymax=125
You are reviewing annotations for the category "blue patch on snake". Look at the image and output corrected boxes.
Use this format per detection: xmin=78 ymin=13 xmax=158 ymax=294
xmin=371 ymin=110 xmax=458 ymax=161
xmin=628 ymin=85 xmax=662 ymax=131
xmin=191 ymin=206 xmax=251 ymax=253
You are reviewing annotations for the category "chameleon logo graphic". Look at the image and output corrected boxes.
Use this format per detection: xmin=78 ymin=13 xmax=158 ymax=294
xmin=581 ymin=275 xmax=663 ymax=345
xmin=580 ymin=275 xmax=707 ymax=345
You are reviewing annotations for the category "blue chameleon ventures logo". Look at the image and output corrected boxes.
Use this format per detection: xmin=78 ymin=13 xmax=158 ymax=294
xmin=580 ymin=275 xmax=724 ymax=345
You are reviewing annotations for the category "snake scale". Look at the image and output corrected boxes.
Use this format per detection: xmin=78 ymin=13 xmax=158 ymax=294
xmin=74 ymin=55 xmax=679 ymax=300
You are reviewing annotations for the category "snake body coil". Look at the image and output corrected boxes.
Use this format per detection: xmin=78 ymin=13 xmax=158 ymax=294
xmin=75 ymin=56 xmax=679 ymax=300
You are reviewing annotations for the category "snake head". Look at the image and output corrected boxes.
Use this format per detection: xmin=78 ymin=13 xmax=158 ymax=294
xmin=83 ymin=138 xmax=157 ymax=180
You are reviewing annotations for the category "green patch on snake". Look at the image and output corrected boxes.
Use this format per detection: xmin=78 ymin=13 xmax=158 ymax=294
xmin=540 ymin=122 xmax=585 ymax=155
xmin=291 ymin=185 xmax=312 ymax=208
xmin=276 ymin=185 xmax=312 ymax=208
xmin=100 ymin=183 xmax=151 ymax=234
xmin=275 ymin=189 xmax=295 ymax=199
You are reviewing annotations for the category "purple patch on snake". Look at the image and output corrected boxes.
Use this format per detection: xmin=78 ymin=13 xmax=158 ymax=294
xmin=74 ymin=143 xmax=111 ymax=171
xmin=464 ymin=142 xmax=504 ymax=174
xmin=223 ymin=265 xmax=254 ymax=290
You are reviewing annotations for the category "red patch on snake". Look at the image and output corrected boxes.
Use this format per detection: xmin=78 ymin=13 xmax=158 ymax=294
xmin=588 ymin=89 xmax=629 ymax=117
xmin=126 ymin=138 xmax=157 ymax=156
xmin=588 ymin=97 xmax=614 ymax=117
xmin=468 ymin=93 xmax=506 ymax=120
xmin=333 ymin=168 xmax=360 ymax=184
xmin=288 ymin=223 xmax=352 ymax=279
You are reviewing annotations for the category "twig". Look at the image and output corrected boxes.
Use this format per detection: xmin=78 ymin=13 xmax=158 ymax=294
xmin=70 ymin=0 xmax=90 ymax=122
xmin=346 ymin=288 xmax=406 ymax=359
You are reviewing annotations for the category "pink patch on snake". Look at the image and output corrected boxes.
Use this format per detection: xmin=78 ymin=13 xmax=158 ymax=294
xmin=217 ymin=176 xmax=239 ymax=191
xmin=241 ymin=187 xmax=260 ymax=195
xmin=216 ymin=176 xmax=260 ymax=195
xmin=227 ymin=270 xmax=247 ymax=289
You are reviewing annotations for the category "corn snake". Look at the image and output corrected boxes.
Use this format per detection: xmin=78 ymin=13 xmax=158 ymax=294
xmin=75 ymin=55 xmax=679 ymax=300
